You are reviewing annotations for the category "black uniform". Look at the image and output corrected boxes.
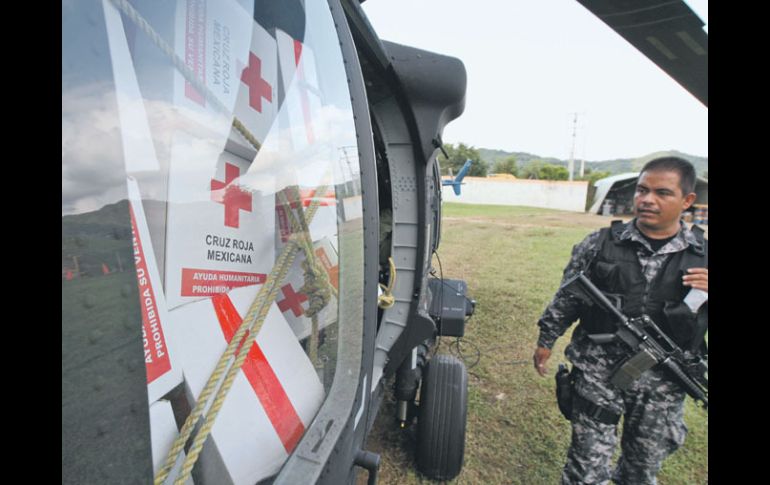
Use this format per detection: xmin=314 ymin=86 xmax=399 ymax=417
xmin=538 ymin=220 xmax=707 ymax=485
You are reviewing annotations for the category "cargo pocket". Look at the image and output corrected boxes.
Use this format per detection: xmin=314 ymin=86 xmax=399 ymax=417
xmin=663 ymin=403 xmax=688 ymax=456
xmin=663 ymin=300 xmax=698 ymax=348
xmin=593 ymin=260 xmax=620 ymax=289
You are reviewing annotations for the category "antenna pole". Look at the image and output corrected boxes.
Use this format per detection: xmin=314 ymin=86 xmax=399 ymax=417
xmin=568 ymin=113 xmax=578 ymax=181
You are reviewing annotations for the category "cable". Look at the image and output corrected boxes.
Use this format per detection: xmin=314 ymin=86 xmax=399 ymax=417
xmin=431 ymin=249 xmax=444 ymax=357
xmin=449 ymin=337 xmax=481 ymax=369
xmin=431 ymin=250 xmax=480 ymax=369
xmin=433 ymin=249 xmax=444 ymax=326
xmin=439 ymin=279 xmax=476 ymax=308
xmin=432 ymin=250 xmax=475 ymax=308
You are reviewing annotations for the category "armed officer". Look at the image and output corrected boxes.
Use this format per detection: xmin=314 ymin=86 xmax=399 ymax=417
xmin=532 ymin=157 xmax=708 ymax=484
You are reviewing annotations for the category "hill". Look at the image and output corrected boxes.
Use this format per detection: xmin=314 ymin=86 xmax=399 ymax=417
xmin=477 ymin=148 xmax=708 ymax=178
xmin=62 ymin=199 xmax=166 ymax=278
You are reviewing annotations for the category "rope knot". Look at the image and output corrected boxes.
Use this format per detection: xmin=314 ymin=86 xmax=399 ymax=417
xmin=300 ymin=258 xmax=331 ymax=318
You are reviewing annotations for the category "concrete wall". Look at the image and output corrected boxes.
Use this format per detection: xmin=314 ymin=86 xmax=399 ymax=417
xmin=442 ymin=177 xmax=589 ymax=212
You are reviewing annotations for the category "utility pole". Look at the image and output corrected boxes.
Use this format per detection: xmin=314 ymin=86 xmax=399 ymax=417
xmin=568 ymin=113 xmax=578 ymax=181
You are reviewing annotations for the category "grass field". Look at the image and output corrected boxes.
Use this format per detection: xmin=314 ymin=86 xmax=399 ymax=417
xmin=363 ymin=203 xmax=707 ymax=485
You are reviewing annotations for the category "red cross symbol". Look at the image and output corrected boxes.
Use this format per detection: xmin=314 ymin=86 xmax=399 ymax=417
xmin=277 ymin=284 xmax=307 ymax=317
xmin=211 ymin=163 xmax=252 ymax=228
xmin=240 ymin=52 xmax=272 ymax=113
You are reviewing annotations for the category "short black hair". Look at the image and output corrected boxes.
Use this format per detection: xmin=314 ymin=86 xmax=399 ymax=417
xmin=639 ymin=156 xmax=696 ymax=195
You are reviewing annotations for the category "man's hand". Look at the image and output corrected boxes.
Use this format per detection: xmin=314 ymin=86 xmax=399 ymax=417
xmin=533 ymin=346 xmax=552 ymax=377
xmin=683 ymin=267 xmax=708 ymax=292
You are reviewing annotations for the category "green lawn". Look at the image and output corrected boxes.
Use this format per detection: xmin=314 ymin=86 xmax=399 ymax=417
xmin=364 ymin=203 xmax=707 ymax=484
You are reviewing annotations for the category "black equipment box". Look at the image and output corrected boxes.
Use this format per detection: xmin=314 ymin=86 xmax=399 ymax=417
xmin=428 ymin=278 xmax=475 ymax=337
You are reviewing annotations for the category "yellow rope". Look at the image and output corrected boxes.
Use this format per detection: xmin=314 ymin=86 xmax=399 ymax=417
xmin=280 ymin=187 xmax=333 ymax=367
xmin=378 ymin=257 xmax=397 ymax=309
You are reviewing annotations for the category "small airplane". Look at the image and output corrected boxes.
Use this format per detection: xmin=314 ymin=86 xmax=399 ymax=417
xmin=442 ymin=159 xmax=473 ymax=195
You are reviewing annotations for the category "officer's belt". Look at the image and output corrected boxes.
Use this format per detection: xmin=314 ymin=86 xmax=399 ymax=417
xmin=572 ymin=393 xmax=621 ymax=425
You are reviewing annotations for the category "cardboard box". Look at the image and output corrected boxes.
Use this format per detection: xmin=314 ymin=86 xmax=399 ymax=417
xmin=149 ymin=400 xmax=192 ymax=485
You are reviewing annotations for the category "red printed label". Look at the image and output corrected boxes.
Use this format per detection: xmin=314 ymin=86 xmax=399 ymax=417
xmin=277 ymin=204 xmax=290 ymax=243
xmin=181 ymin=268 xmax=266 ymax=296
xmin=293 ymin=39 xmax=315 ymax=145
xmin=184 ymin=0 xmax=206 ymax=105
xmin=212 ymin=294 xmax=305 ymax=452
xmin=129 ymin=205 xmax=172 ymax=384
xmin=298 ymin=188 xmax=336 ymax=208
xmin=315 ymin=248 xmax=339 ymax=292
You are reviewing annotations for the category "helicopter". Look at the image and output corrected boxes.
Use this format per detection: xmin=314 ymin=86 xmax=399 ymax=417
xmin=62 ymin=1 xmax=705 ymax=484
xmin=63 ymin=0 xmax=472 ymax=483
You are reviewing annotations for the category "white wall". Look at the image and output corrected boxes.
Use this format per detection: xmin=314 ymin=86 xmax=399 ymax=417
xmin=442 ymin=177 xmax=589 ymax=212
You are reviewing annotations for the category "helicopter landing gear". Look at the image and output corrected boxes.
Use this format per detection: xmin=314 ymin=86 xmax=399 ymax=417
xmin=415 ymin=353 xmax=468 ymax=481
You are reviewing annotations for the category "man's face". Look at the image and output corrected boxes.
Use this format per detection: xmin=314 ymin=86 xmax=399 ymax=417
xmin=634 ymin=170 xmax=696 ymax=234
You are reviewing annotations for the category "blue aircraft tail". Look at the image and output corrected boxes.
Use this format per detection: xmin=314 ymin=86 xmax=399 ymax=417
xmin=443 ymin=159 xmax=473 ymax=195
xmin=455 ymin=159 xmax=472 ymax=182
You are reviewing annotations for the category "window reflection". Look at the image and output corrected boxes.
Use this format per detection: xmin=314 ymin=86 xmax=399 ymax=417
xmin=63 ymin=0 xmax=364 ymax=483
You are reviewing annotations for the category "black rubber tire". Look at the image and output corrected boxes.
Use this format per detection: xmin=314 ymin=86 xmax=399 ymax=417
xmin=416 ymin=354 xmax=468 ymax=481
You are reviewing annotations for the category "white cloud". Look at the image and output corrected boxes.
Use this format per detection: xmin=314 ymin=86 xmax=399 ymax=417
xmin=62 ymin=84 xmax=126 ymax=215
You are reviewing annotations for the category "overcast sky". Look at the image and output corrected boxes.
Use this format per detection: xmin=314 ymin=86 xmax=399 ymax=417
xmin=361 ymin=0 xmax=708 ymax=161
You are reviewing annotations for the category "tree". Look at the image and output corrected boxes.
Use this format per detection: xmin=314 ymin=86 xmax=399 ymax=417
xmin=577 ymin=168 xmax=612 ymax=186
xmin=519 ymin=160 xmax=570 ymax=180
xmin=578 ymin=168 xmax=612 ymax=211
xmin=492 ymin=155 xmax=518 ymax=176
xmin=520 ymin=159 xmax=545 ymax=179
xmin=437 ymin=142 xmax=487 ymax=177
xmin=539 ymin=164 xmax=569 ymax=180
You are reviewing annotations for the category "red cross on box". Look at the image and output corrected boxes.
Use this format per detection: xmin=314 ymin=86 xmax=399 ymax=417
xmin=211 ymin=163 xmax=253 ymax=228
xmin=240 ymin=52 xmax=272 ymax=113
xmin=277 ymin=284 xmax=307 ymax=317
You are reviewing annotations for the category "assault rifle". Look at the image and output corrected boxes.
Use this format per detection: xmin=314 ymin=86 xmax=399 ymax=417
xmin=562 ymin=272 xmax=708 ymax=410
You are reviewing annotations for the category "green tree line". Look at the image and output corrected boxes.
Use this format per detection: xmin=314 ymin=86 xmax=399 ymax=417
xmin=437 ymin=142 xmax=610 ymax=182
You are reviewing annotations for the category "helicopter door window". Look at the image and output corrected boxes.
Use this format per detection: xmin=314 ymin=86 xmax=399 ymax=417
xmin=63 ymin=0 xmax=364 ymax=483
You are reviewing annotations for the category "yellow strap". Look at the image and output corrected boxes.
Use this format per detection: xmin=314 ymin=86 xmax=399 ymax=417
xmin=378 ymin=257 xmax=397 ymax=309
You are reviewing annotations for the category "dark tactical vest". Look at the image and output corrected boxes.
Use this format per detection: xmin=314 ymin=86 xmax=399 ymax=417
xmin=579 ymin=220 xmax=708 ymax=353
